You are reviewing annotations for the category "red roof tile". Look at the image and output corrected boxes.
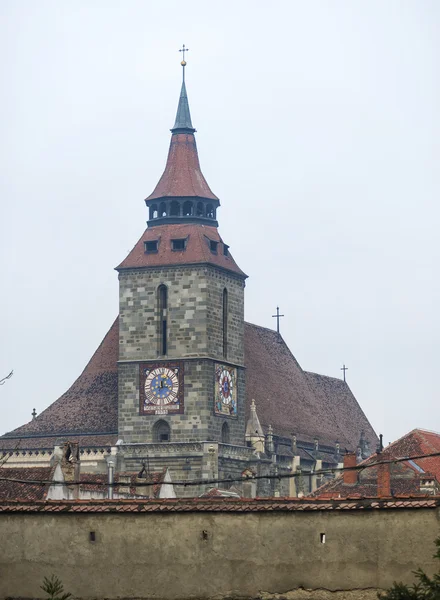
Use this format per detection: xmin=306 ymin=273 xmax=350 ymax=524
xmin=116 ymin=223 xmax=246 ymax=277
xmin=1 ymin=319 xmax=119 ymax=442
xmin=146 ymin=133 xmax=218 ymax=201
xmin=0 ymin=496 xmax=437 ymax=513
xmin=244 ymin=324 xmax=378 ymax=450
xmin=0 ymin=467 xmax=55 ymax=501
xmin=312 ymin=429 xmax=440 ymax=499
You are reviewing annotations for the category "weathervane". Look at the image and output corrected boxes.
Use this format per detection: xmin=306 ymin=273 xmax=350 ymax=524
xmin=341 ymin=364 xmax=348 ymax=382
xmin=272 ymin=306 xmax=284 ymax=336
xmin=179 ymin=44 xmax=189 ymax=81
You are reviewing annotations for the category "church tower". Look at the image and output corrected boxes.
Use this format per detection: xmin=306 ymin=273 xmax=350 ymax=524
xmin=116 ymin=58 xmax=247 ymax=451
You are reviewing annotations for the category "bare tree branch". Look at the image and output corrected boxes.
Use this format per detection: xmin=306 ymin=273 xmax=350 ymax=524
xmin=0 ymin=370 xmax=13 ymax=385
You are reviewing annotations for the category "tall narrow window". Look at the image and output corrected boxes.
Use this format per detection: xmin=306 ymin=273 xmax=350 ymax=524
xmin=221 ymin=422 xmax=230 ymax=444
xmin=222 ymin=288 xmax=228 ymax=359
xmin=158 ymin=285 xmax=168 ymax=355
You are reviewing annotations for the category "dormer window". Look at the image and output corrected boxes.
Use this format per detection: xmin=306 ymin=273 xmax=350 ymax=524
xmin=144 ymin=240 xmax=158 ymax=254
xmin=172 ymin=238 xmax=187 ymax=251
xmin=210 ymin=240 xmax=218 ymax=254
xmin=223 ymin=244 xmax=229 ymax=257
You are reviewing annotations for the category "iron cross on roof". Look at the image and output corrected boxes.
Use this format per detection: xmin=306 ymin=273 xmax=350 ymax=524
xmin=341 ymin=364 xmax=348 ymax=382
xmin=179 ymin=44 xmax=189 ymax=81
xmin=272 ymin=306 xmax=284 ymax=335
xmin=179 ymin=44 xmax=189 ymax=62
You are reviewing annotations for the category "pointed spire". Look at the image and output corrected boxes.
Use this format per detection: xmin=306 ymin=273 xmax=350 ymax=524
xmin=171 ymin=81 xmax=195 ymax=133
xmin=172 ymin=45 xmax=195 ymax=133
xmin=246 ymin=399 xmax=264 ymax=438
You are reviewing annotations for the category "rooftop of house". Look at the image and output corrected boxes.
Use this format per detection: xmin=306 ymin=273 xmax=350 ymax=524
xmin=311 ymin=428 xmax=440 ymax=499
xmin=0 ymin=466 xmax=56 ymax=501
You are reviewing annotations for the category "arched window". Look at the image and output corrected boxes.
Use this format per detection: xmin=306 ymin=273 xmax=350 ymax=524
xmin=159 ymin=202 xmax=167 ymax=218
xmin=153 ymin=420 xmax=171 ymax=443
xmin=150 ymin=204 xmax=158 ymax=220
xmin=196 ymin=202 xmax=204 ymax=217
xmin=221 ymin=422 xmax=230 ymax=444
xmin=206 ymin=204 xmax=214 ymax=219
xmin=158 ymin=285 xmax=168 ymax=355
xmin=183 ymin=201 xmax=193 ymax=216
xmin=222 ymin=288 xmax=228 ymax=359
xmin=170 ymin=201 xmax=180 ymax=217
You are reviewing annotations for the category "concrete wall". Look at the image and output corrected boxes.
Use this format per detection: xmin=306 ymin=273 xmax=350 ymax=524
xmin=0 ymin=507 xmax=439 ymax=600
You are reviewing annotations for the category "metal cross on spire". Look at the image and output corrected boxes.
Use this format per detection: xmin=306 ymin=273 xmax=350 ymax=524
xmin=341 ymin=364 xmax=348 ymax=382
xmin=179 ymin=44 xmax=189 ymax=81
xmin=272 ymin=306 xmax=284 ymax=335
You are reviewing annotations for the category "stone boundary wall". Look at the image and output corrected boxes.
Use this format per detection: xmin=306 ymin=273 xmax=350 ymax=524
xmin=0 ymin=501 xmax=439 ymax=599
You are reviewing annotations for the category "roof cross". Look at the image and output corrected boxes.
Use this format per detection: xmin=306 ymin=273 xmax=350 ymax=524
xmin=179 ymin=44 xmax=189 ymax=62
xmin=179 ymin=44 xmax=189 ymax=81
xmin=272 ymin=306 xmax=284 ymax=335
xmin=341 ymin=364 xmax=348 ymax=382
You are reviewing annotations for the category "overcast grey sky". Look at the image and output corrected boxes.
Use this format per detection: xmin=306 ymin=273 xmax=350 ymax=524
xmin=1 ymin=1 xmax=439 ymax=444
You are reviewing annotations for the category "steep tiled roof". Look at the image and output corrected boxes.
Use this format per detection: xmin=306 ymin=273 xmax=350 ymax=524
xmin=304 ymin=371 xmax=376 ymax=450
xmin=146 ymin=133 xmax=218 ymax=201
xmin=0 ymin=321 xmax=377 ymax=454
xmin=244 ymin=324 xmax=377 ymax=450
xmin=0 ymin=496 xmax=438 ymax=513
xmin=116 ymin=223 xmax=246 ymax=277
xmin=0 ymin=319 xmax=119 ymax=445
xmin=0 ymin=467 xmax=55 ymax=501
xmin=382 ymin=429 xmax=440 ymax=479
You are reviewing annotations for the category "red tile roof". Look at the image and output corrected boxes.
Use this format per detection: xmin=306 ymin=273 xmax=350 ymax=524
xmin=244 ymin=324 xmax=378 ymax=450
xmin=311 ymin=429 xmax=440 ymax=499
xmin=0 ymin=318 xmax=119 ymax=443
xmin=145 ymin=133 xmax=219 ymax=201
xmin=79 ymin=470 xmax=166 ymax=498
xmin=116 ymin=223 xmax=246 ymax=277
xmin=0 ymin=467 xmax=55 ymax=501
xmin=1 ymin=321 xmax=377 ymax=454
xmin=0 ymin=496 xmax=438 ymax=513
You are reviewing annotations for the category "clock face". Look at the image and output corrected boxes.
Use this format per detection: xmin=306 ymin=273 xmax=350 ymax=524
xmin=145 ymin=367 xmax=179 ymax=405
xmin=214 ymin=364 xmax=237 ymax=417
xmin=140 ymin=363 xmax=183 ymax=415
xmin=218 ymin=369 xmax=233 ymax=404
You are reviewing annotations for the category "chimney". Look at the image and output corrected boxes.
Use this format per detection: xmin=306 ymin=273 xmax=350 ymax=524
xmin=343 ymin=452 xmax=357 ymax=485
xmin=107 ymin=459 xmax=115 ymax=500
xmin=377 ymin=461 xmax=391 ymax=497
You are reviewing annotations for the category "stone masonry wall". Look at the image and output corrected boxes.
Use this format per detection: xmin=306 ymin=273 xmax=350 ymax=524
xmin=118 ymin=264 xmax=246 ymax=447
xmin=118 ymin=359 xmax=245 ymax=446
xmin=118 ymin=265 xmax=245 ymax=362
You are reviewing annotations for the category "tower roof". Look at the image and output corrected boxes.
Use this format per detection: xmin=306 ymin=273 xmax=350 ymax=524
xmin=116 ymin=223 xmax=246 ymax=277
xmin=171 ymin=81 xmax=195 ymax=133
xmin=145 ymin=133 xmax=219 ymax=202
xmin=146 ymin=64 xmax=218 ymax=203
